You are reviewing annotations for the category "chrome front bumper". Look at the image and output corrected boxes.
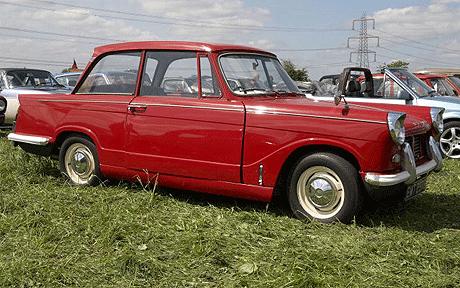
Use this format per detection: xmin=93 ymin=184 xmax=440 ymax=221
xmin=365 ymin=136 xmax=442 ymax=187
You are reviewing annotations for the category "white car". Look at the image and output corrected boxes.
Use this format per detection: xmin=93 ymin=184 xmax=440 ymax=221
xmin=309 ymin=67 xmax=460 ymax=158
xmin=0 ymin=68 xmax=71 ymax=125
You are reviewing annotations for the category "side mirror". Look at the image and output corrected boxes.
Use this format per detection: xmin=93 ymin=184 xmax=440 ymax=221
xmin=334 ymin=94 xmax=342 ymax=105
xmin=397 ymin=89 xmax=412 ymax=100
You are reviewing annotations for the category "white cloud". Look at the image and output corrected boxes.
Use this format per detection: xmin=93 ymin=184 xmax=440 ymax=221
xmin=134 ymin=0 xmax=271 ymax=41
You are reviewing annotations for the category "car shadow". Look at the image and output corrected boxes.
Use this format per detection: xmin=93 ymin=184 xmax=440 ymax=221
xmin=153 ymin=185 xmax=460 ymax=233
xmin=149 ymin=185 xmax=293 ymax=218
xmin=358 ymin=192 xmax=460 ymax=232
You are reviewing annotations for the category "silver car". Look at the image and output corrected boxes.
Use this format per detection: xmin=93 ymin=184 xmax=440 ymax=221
xmin=309 ymin=67 xmax=460 ymax=159
xmin=0 ymin=68 xmax=72 ymax=125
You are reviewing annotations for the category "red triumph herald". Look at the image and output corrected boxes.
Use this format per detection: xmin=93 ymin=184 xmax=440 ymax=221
xmin=8 ymin=41 xmax=444 ymax=223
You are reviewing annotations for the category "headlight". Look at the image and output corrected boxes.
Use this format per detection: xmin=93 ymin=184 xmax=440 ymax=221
xmin=388 ymin=112 xmax=406 ymax=145
xmin=430 ymin=107 xmax=444 ymax=134
xmin=0 ymin=98 xmax=6 ymax=113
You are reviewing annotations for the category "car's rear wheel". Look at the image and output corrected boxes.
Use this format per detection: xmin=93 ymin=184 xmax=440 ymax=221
xmin=287 ymin=152 xmax=362 ymax=223
xmin=59 ymin=136 xmax=101 ymax=186
xmin=440 ymin=121 xmax=460 ymax=159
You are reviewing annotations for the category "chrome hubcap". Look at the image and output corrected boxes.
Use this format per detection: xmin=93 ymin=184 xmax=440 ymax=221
xmin=71 ymin=151 xmax=89 ymax=175
xmin=440 ymin=127 xmax=460 ymax=159
xmin=65 ymin=143 xmax=95 ymax=184
xmin=297 ymin=166 xmax=344 ymax=219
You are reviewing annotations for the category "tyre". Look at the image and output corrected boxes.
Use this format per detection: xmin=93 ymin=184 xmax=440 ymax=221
xmin=440 ymin=121 xmax=460 ymax=159
xmin=287 ymin=152 xmax=362 ymax=223
xmin=59 ymin=136 xmax=102 ymax=186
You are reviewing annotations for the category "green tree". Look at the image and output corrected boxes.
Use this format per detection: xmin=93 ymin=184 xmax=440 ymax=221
xmin=385 ymin=60 xmax=410 ymax=69
xmin=282 ymin=60 xmax=310 ymax=82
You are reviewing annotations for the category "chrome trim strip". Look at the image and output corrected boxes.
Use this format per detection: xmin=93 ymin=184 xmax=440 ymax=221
xmin=38 ymin=100 xmax=129 ymax=104
xmin=129 ymin=102 xmax=244 ymax=112
xmin=246 ymin=109 xmax=387 ymax=124
xmin=7 ymin=133 xmax=50 ymax=146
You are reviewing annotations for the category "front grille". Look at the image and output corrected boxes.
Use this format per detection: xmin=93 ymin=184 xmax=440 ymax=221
xmin=406 ymin=135 xmax=427 ymax=163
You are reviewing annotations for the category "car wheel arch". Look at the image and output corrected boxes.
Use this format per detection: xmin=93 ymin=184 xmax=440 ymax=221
xmin=53 ymin=130 xmax=99 ymax=157
xmin=273 ymin=144 xmax=362 ymax=198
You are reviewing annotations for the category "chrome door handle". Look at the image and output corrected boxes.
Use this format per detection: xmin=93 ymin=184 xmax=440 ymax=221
xmin=128 ymin=104 xmax=147 ymax=113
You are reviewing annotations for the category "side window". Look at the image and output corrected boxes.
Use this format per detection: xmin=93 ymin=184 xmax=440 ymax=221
xmin=140 ymin=51 xmax=200 ymax=98
xmin=200 ymin=56 xmax=221 ymax=97
xmin=376 ymin=78 xmax=404 ymax=99
xmin=77 ymin=52 xmax=141 ymax=95
xmin=163 ymin=57 xmax=197 ymax=97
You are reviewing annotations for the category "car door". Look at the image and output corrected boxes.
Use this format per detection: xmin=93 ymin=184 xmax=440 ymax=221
xmin=125 ymin=51 xmax=245 ymax=183
xmin=72 ymin=51 xmax=141 ymax=168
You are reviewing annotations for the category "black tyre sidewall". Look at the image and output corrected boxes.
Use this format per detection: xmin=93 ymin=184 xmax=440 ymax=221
xmin=440 ymin=121 xmax=460 ymax=158
xmin=59 ymin=136 xmax=102 ymax=186
xmin=287 ymin=153 xmax=361 ymax=223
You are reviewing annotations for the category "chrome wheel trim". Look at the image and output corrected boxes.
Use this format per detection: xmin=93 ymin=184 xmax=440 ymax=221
xmin=440 ymin=127 xmax=460 ymax=159
xmin=64 ymin=143 xmax=95 ymax=185
xmin=296 ymin=166 xmax=345 ymax=219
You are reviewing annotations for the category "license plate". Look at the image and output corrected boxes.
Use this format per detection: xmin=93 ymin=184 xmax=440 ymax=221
xmin=404 ymin=176 xmax=428 ymax=201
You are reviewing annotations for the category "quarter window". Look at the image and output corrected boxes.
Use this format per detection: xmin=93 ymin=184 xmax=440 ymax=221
xmin=199 ymin=56 xmax=221 ymax=97
xmin=77 ymin=52 xmax=141 ymax=95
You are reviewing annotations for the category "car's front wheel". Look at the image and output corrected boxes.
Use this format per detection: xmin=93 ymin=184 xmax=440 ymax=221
xmin=287 ymin=153 xmax=362 ymax=223
xmin=440 ymin=121 xmax=460 ymax=159
xmin=59 ymin=136 xmax=102 ymax=186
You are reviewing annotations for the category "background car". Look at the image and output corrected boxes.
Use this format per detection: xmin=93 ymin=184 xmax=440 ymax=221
xmin=54 ymin=72 xmax=82 ymax=89
xmin=0 ymin=95 xmax=6 ymax=127
xmin=0 ymin=68 xmax=72 ymax=125
xmin=307 ymin=67 xmax=460 ymax=159
xmin=415 ymin=73 xmax=460 ymax=96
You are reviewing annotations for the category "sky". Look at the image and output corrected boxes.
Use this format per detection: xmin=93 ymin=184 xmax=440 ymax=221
xmin=1 ymin=0 xmax=460 ymax=79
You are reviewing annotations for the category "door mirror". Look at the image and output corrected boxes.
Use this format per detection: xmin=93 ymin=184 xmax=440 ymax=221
xmin=397 ymin=89 xmax=412 ymax=100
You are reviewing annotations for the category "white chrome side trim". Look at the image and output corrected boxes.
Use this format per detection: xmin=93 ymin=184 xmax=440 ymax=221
xmin=246 ymin=109 xmax=387 ymax=125
xmin=7 ymin=133 xmax=50 ymax=146
xmin=38 ymin=99 xmax=129 ymax=104
xmin=130 ymin=102 xmax=244 ymax=112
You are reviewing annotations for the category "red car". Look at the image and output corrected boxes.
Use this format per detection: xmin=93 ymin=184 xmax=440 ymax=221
xmin=8 ymin=41 xmax=443 ymax=223
xmin=415 ymin=73 xmax=460 ymax=96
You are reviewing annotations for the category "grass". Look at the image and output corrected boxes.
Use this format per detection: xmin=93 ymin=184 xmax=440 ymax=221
xmin=0 ymin=131 xmax=459 ymax=287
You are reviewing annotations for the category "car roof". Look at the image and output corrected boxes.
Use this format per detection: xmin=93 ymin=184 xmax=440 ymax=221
xmin=0 ymin=68 xmax=51 ymax=73
xmin=414 ymin=73 xmax=447 ymax=79
xmin=93 ymin=41 xmax=275 ymax=58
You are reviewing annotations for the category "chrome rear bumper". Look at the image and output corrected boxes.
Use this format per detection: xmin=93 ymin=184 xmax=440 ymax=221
xmin=7 ymin=133 xmax=50 ymax=146
xmin=365 ymin=136 xmax=442 ymax=187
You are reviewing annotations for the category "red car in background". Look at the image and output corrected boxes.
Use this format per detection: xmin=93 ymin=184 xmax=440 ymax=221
xmin=415 ymin=73 xmax=460 ymax=96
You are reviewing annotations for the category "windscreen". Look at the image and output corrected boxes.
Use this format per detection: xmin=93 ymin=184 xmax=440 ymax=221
xmin=220 ymin=54 xmax=300 ymax=95
xmin=388 ymin=69 xmax=433 ymax=97
xmin=6 ymin=69 xmax=60 ymax=88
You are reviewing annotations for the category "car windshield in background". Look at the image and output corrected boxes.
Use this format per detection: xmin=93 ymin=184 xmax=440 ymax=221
xmin=219 ymin=54 xmax=300 ymax=95
xmin=389 ymin=69 xmax=433 ymax=97
xmin=6 ymin=70 xmax=60 ymax=88
xmin=449 ymin=76 xmax=460 ymax=88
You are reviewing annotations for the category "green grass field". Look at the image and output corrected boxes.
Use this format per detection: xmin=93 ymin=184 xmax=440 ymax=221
xmin=0 ymin=132 xmax=459 ymax=287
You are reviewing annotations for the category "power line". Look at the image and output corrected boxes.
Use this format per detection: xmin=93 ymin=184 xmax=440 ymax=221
xmin=0 ymin=32 xmax=102 ymax=46
xmin=272 ymin=47 xmax=350 ymax=52
xmin=375 ymin=28 xmax=460 ymax=53
xmin=0 ymin=26 xmax=125 ymax=42
xmin=377 ymin=46 xmax=460 ymax=66
xmin=0 ymin=0 xmax=349 ymax=33
xmin=0 ymin=56 xmax=70 ymax=65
